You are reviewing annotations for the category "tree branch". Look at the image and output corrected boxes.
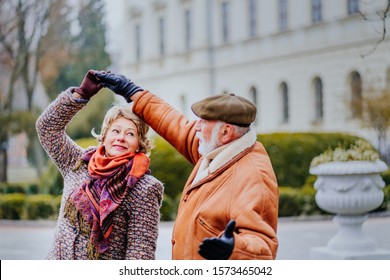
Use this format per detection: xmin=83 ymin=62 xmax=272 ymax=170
xmin=361 ymin=0 xmax=390 ymax=57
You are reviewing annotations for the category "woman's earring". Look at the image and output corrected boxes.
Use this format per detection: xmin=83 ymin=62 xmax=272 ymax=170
xmin=136 ymin=149 xmax=140 ymax=153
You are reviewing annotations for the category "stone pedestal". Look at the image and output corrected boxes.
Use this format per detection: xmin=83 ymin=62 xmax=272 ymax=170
xmin=310 ymin=215 xmax=390 ymax=259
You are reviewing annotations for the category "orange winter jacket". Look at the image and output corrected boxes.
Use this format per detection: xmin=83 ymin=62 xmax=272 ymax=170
xmin=133 ymin=91 xmax=279 ymax=259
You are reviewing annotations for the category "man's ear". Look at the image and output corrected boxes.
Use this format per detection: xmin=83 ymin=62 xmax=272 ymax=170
xmin=220 ymin=124 xmax=235 ymax=145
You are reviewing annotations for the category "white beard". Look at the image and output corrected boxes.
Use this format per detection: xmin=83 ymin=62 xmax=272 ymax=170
xmin=197 ymin=122 xmax=223 ymax=156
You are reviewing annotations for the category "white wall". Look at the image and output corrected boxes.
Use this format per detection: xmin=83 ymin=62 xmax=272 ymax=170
xmin=112 ymin=0 xmax=390 ymax=146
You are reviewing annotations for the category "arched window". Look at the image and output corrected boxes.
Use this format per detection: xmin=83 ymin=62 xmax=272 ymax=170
xmin=280 ymin=82 xmax=289 ymax=123
xmin=350 ymin=71 xmax=362 ymax=118
xmin=313 ymin=77 xmax=324 ymax=121
xmin=250 ymin=86 xmax=259 ymax=125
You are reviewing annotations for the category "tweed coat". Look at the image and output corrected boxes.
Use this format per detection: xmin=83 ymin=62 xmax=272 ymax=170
xmin=36 ymin=89 xmax=163 ymax=260
xmin=132 ymin=91 xmax=279 ymax=260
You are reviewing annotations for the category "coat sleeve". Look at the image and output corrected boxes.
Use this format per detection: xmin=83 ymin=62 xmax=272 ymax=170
xmin=35 ymin=88 xmax=87 ymax=176
xmin=228 ymin=152 xmax=279 ymax=260
xmin=132 ymin=90 xmax=200 ymax=165
xmin=229 ymin=185 xmax=279 ymax=259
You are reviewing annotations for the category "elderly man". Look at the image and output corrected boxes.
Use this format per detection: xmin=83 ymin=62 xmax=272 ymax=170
xmin=96 ymin=72 xmax=279 ymax=260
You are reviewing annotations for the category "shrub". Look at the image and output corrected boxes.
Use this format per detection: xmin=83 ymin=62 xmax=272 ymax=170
xmin=372 ymin=184 xmax=390 ymax=213
xmin=278 ymin=187 xmax=306 ymax=217
xmin=381 ymin=169 xmax=390 ymax=186
xmin=160 ymin=193 xmax=181 ymax=221
xmin=25 ymin=195 xmax=56 ymax=220
xmin=38 ymin=161 xmax=63 ymax=195
xmin=0 ymin=183 xmax=26 ymax=194
xmin=0 ymin=193 xmax=26 ymax=219
xmin=149 ymin=136 xmax=193 ymax=199
xmin=258 ymin=133 xmax=367 ymax=187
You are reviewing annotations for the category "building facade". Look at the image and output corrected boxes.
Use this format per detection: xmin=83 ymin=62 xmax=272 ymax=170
xmin=113 ymin=0 xmax=390 ymax=147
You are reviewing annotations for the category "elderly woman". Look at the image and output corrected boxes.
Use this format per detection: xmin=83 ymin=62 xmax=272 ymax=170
xmin=36 ymin=70 xmax=163 ymax=260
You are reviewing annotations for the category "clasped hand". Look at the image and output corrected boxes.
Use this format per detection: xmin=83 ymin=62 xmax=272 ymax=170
xmin=95 ymin=72 xmax=143 ymax=102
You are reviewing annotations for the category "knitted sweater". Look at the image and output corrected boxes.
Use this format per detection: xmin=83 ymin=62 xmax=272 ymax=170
xmin=36 ymin=89 xmax=164 ymax=260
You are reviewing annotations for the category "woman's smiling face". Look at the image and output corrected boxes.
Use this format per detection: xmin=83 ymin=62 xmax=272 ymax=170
xmin=103 ymin=117 xmax=140 ymax=157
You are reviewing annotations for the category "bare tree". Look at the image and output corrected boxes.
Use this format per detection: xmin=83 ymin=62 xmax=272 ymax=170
xmin=360 ymin=85 xmax=390 ymax=163
xmin=0 ymin=0 xmax=52 ymax=112
xmin=0 ymin=0 xmax=52 ymax=182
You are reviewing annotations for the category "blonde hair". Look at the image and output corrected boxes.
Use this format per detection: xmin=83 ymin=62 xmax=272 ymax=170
xmin=91 ymin=104 xmax=152 ymax=154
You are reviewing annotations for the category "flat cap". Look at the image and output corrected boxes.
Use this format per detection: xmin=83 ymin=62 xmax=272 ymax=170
xmin=191 ymin=93 xmax=257 ymax=127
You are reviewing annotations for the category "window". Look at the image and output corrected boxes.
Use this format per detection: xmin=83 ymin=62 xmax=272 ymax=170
xmin=250 ymin=86 xmax=259 ymax=124
xmin=184 ymin=9 xmax=192 ymax=51
xmin=314 ymin=77 xmax=324 ymax=121
xmin=221 ymin=1 xmax=230 ymax=43
xmin=279 ymin=0 xmax=288 ymax=31
xmin=280 ymin=82 xmax=289 ymax=123
xmin=135 ymin=24 xmax=141 ymax=62
xmin=350 ymin=71 xmax=362 ymax=118
xmin=347 ymin=0 xmax=359 ymax=15
xmin=159 ymin=17 xmax=165 ymax=56
xmin=248 ymin=0 xmax=257 ymax=38
xmin=312 ymin=0 xmax=322 ymax=23
xmin=180 ymin=94 xmax=187 ymax=114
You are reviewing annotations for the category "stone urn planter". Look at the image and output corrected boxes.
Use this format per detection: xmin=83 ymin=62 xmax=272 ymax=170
xmin=309 ymin=141 xmax=390 ymax=259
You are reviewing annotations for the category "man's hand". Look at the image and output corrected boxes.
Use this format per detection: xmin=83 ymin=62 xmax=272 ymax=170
xmin=198 ymin=220 xmax=236 ymax=260
xmin=95 ymin=72 xmax=143 ymax=102
xmin=73 ymin=70 xmax=103 ymax=99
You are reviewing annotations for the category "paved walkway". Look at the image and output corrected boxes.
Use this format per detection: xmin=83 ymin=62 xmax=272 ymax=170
xmin=1 ymin=213 xmax=390 ymax=260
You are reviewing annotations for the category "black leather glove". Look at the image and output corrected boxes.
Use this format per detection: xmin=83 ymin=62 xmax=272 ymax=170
xmin=73 ymin=70 xmax=103 ymax=99
xmin=198 ymin=220 xmax=236 ymax=260
xmin=95 ymin=72 xmax=143 ymax=102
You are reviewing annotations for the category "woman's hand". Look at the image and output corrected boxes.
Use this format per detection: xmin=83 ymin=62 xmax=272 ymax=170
xmin=73 ymin=70 xmax=104 ymax=99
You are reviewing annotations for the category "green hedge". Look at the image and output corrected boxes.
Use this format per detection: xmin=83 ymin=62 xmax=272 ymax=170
xmin=0 ymin=194 xmax=60 ymax=220
xmin=24 ymin=132 xmax=387 ymax=221
xmin=0 ymin=186 xmax=388 ymax=220
xmin=0 ymin=182 xmax=39 ymax=194
xmin=258 ymin=133 xmax=367 ymax=187
xmin=25 ymin=195 xmax=56 ymax=220
xmin=149 ymin=137 xmax=193 ymax=200
xmin=0 ymin=193 xmax=26 ymax=219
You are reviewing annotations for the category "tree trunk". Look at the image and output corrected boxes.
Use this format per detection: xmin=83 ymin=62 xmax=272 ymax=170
xmin=0 ymin=147 xmax=8 ymax=183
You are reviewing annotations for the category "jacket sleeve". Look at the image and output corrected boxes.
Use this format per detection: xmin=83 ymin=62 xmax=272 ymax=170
xmin=132 ymin=90 xmax=200 ymax=165
xmin=229 ymin=152 xmax=279 ymax=260
xmin=35 ymin=88 xmax=87 ymax=176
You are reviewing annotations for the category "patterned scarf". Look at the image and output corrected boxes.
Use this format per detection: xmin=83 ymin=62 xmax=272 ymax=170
xmin=69 ymin=146 xmax=150 ymax=253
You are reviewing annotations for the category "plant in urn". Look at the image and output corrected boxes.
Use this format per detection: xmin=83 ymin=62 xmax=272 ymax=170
xmin=309 ymin=140 xmax=390 ymax=259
